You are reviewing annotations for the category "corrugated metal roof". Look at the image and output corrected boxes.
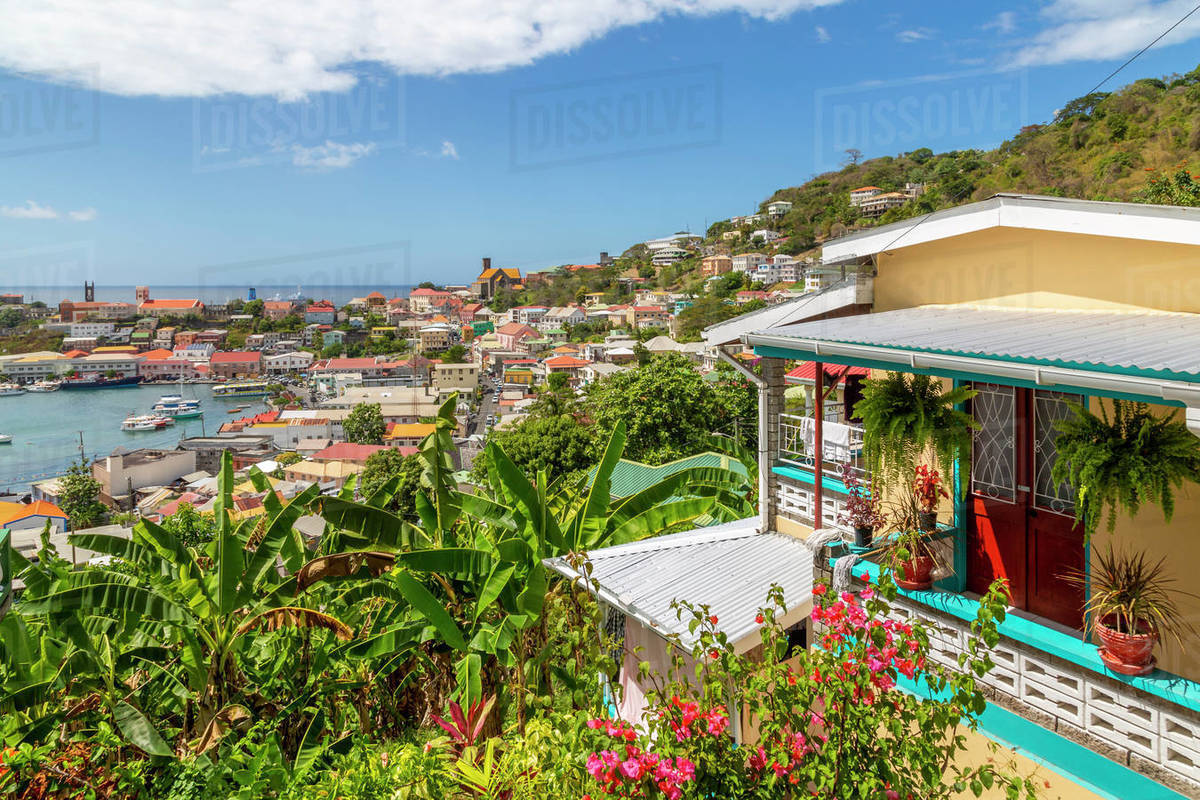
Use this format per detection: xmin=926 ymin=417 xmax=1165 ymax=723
xmin=703 ymin=277 xmax=872 ymax=347
xmin=600 ymin=453 xmax=750 ymax=498
xmin=752 ymin=305 xmax=1200 ymax=381
xmin=547 ymin=520 xmax=813 ymax=648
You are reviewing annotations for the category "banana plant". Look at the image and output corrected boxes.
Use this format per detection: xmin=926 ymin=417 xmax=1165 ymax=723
xmin=11 ymin=453 xmax=349 ymax=751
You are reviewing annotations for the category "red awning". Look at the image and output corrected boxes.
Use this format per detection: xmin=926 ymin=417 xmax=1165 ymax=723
xmin=785 ymin=362 xmax=869 ymax=384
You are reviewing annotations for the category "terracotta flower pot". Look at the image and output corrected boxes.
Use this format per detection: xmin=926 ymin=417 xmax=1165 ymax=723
xmin=1096 ymin=615 xmax=1157 ymax=676
xmin=917 ymin=511 xmax=938 ymax=532
xmin=853 ymin=526 xmax=873 ymax=548
xmin=895 ymin=555 xmax=935 ymax=590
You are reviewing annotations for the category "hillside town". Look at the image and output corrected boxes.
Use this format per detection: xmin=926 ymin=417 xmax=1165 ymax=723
xmin=5 ymin=2 xmax=1200 ymax=795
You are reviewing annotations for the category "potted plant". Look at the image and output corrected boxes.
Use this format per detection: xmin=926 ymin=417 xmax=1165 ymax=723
xmin=838 ymin=466 xmax=884 ymax=547
xmin=912 ymin=464 xmax=948 ymax=533
xmin=1063 ymin=546 xmax=1197 ymax=676
xmin=1052 ymin=399 xmax=1200 ymax=536
xmin=854 ymin=372 xmax=977 ymax=493
xmin=884 ymin=484 xmax=936 ymax=591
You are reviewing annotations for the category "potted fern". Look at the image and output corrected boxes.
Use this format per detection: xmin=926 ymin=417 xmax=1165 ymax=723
xmin=1051 ymin=400 xmax=1200 ymax=536
xmin=1062 ymin=547 xmax=1196 ymax=676
xmin=854 ymin=373 xmax=977 ymax=493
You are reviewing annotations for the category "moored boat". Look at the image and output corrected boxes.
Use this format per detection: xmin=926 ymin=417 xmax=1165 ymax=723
xmin=152 ymin=394 xmax=203 ymax=418
xmin=122 ymin=414 xmax=174 ymax=431
xmin=0 ymin=383 xmax=25 ymax=396
xmin=26 ymin=379 xmax=62 ymax=392
xmin=62 ymin=375 xmax=141 ymax=390
xmin=212 ymin=381 xmax=270 ymax=398
xmin=0 ymin=434 xmax=12 ymax=444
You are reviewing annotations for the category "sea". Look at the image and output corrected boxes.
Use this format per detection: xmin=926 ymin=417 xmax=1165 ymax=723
xmin=3 ymin=284 xmax=416 ymax=308
xmin=0 ymin=383 xmax=271 ymax=493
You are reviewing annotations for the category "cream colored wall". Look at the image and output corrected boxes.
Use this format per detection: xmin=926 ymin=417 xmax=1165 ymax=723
xmin=872 ymin=227 xmax=1200 ymax=682
xmin=1088 ymin=398 xmax=1200 ymax=683
xmin=873 ymin=227 xmax=1200 ymax=314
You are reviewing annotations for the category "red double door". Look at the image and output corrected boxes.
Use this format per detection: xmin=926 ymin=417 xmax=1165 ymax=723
xmin=966 ymin=384 xmax=1085 ymax=630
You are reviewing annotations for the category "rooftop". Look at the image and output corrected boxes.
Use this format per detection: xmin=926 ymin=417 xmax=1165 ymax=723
xmin=545 ymin=519 xmax=813 ymax=649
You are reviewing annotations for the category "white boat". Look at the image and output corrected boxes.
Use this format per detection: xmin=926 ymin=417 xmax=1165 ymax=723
xmin=122 ymin=414 xmax=174 ymax=431
xmin=0 ymin=434 xmax=12 ymax=444
xmin=0 ymin=383 xmax=25 ymax=396
xmin=152 ymin=394 xmax=203 ymax=418
xmin=26 ymin=379 xmax=61 ymax=392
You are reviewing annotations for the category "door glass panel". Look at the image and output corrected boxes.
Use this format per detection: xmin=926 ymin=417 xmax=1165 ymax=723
xmin=1034 ymin=390 xmax=1082 ymax=514
xmin=971 ymin=383 xmax=1015 ymax=501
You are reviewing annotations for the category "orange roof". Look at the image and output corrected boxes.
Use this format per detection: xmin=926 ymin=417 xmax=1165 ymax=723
xmin=366 ymin=291 xmax=385 ymax=299
xmin=62 ymin=349 xmax=88 ymax=358
xmin=430 ymin=314 xmax=450 ymax=324
xmin=140 ymin=298 xmax=202 ymax=309
xmin=850 ymin=186 xmax=881 ymax=192
xmin=544 ymin=355 xmax=590 ymax=368
xmin=141 ymin=348 xmax=176 ymax=360
xmin=496 ymin=322 xmax=537 ymax=336
xmin=0 ymin=500 xmax=68 ymax=527
xmin=385 ymin=422 xmax=437 ymax=439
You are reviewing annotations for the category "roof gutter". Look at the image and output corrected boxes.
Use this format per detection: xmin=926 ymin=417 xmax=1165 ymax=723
xmin=744 ymin=332 xmax=1200 ymax=437
xmin=717 ymin=347 xmax=770 ymax=534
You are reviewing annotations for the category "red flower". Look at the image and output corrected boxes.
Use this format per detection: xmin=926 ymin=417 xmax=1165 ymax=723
xmin=709 ymin=649 xmax=720 ymax=660
xmin=709 ymin=614 xmax=719 ymax=625
xmin=813 ymin=583 xmax=827 ymax=597
xmin=755 ymin=613 xmax=764 ymax=624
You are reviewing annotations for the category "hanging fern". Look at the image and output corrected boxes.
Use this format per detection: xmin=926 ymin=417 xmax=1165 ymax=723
xmin=852 ymin=373 xmax=978 ymax=493
xmin=1051 ymin=400 xmax=1200 ymax=536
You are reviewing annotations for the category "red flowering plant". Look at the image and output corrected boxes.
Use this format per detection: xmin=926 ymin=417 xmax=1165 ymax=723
xmin=582 ymin=575 xmax=1036 ymax=799
xmin=912 ymin=464 xmax=949 ymax=514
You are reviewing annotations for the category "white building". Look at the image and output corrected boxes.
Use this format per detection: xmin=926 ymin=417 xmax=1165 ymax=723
xmin=651 ymin=247 xmax=690 ymax=267
xmin=766 ymin=200 xmax=793 ymax=217
xmin=69 ymin=321 xmax=116 ymax=338
xmin=849 ymin=186 xmax=882 ymax=206
xmin=750 ymin=229 xmax=781 ymax=243
xmin=644 ymin=233 xmax=701 ymax=251
xmin=264 ymin=351 xmax=315 ymax=374
xmin=732 ymin=253 xmax=767 ymax=273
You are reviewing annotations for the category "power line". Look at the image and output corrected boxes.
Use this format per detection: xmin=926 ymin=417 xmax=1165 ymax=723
xmin=1085 ymin=2 xmax=1200 ymax=96
xmin=867 ymin=2 xmax=1200 ymax=260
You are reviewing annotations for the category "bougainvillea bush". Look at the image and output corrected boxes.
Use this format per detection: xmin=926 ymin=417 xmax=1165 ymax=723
xmin=578 ymin=570 xmax=1038 ymax=800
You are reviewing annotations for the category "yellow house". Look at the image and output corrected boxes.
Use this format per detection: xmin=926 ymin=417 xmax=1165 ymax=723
xmin=729 ymin=194 xmax=1200 ymax=799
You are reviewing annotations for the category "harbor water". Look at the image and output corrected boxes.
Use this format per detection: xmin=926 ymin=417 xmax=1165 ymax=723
xmin=0 ymin=384 xmax=270 ymax=492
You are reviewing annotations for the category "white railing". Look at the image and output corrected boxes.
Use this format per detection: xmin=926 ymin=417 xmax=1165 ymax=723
xmin=778 ymin=413 xmax=867 ymax=480
xmin=885 ymin=594 xmax=1200 ymax=791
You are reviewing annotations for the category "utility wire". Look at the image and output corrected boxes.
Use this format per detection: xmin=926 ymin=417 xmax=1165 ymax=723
xmin=864 ymin=1 xmax=1200 ymax=260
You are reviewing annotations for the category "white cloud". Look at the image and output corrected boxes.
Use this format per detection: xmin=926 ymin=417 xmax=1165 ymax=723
xmin=896 ymin=27 xmax=935 ymax=43
xmin=983 ymin=11 xmax=1017 ymax=34
xmin=815 ymin=25 xmax=831 ymax=42
xmin=0 ymin=201 xmax=97 ymax=221
xmin=1 ymin=200 xmax=59 ymax=219
xmin=0 ymin=0 xmax=844 ymax=99
xmin=287 ymin=140 xmax=377 ymax=170
xmin=1009 ymin=0 xmax=1200 ymax=67
xmin=440 ymin=140 xmax=460 ymax=159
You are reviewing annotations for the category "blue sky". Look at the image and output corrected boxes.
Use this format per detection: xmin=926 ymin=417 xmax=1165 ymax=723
xmin=1 ymin=0 xmax=1199 ymax=290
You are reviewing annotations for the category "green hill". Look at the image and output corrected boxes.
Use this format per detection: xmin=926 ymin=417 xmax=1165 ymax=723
xmin=751 ymin=65 xmax=1200 ymax=248
xmin=501 ymin=65 xmax=1200 ymax=320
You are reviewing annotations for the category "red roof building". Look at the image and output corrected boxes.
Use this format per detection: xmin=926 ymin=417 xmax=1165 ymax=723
xmin=209 ymin=350 xmax=263 ymax=380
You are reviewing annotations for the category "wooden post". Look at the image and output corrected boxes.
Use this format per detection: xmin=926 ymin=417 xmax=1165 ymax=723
xmin=813 ymin=362 xmax=824 ymax=527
